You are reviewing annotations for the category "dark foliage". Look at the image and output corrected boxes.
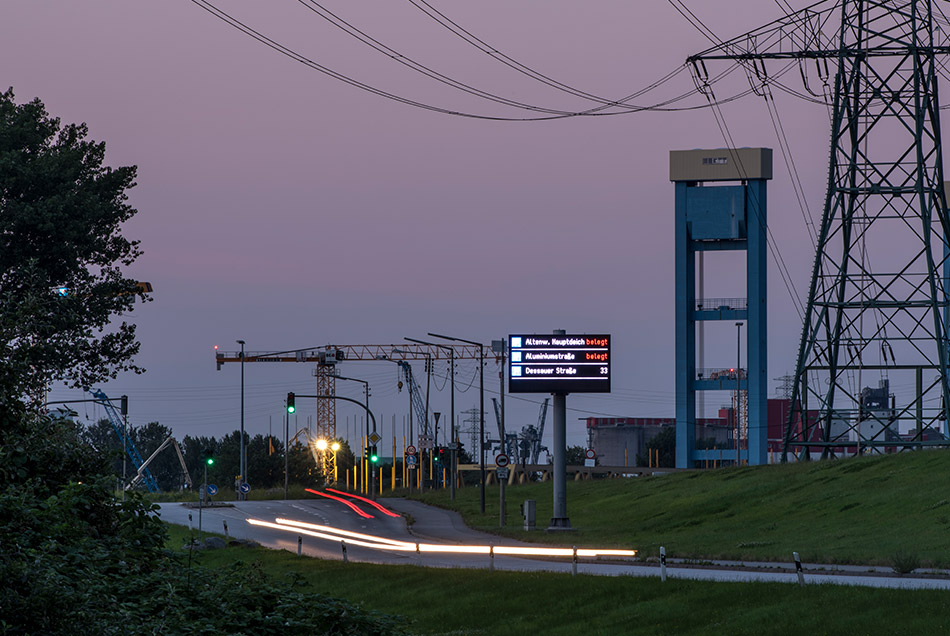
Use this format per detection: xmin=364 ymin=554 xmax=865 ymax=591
xmin=0 ymin=410 xmax=409 ymax=635
xmin=0 ymin=88 xmax=148 ymax=404
xmin=0 ymin=90 xmax=407 ymax=635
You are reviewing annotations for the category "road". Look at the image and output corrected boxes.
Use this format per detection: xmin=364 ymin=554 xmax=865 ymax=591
xmin=156 ymin=498 xmax=950 ymax=590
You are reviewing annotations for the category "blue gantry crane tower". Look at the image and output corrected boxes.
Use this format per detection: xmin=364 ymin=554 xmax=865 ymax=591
xmin=672 ymin=148 xmax=771 ymax=468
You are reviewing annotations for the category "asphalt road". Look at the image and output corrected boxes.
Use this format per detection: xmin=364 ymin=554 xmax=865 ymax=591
xmin=156 ymin=498 xmax=950 ymax=589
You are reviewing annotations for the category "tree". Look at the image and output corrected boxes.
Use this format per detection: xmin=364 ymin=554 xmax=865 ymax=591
xmin=0 ymin=88 xmax=147 ymax=407
xmin=247 ymin=433 xmax=284 ymax=489
xmin=637 ymin=426 xmax=675 ymax=468
xmin=565 ymin=445 xmax=587 ymax=466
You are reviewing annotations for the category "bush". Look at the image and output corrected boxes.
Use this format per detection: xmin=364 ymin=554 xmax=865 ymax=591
xmin=890 ymin=550 xmax=921 ymax=575
xmin=0 ymin=411 xmax=409 ymax=635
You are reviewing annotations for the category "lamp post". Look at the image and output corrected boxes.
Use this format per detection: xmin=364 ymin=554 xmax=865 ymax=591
xmin=334 ymin=373 xmax=371 ymax=493
xmin=735 ymin=322 xmax=743 ymax=466
xmin=430 ymin=332 xmax=486 ymax=514
xmin=405 ymin=337 xmax=456 ymax=500
xmin=237 ymin=339 xmax=246 ymax=500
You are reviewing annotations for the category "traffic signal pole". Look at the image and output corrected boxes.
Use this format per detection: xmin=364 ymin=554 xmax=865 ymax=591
xmin=287 ymin=392 xmax=378 ymax=494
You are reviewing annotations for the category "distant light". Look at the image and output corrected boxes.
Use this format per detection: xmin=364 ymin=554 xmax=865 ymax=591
xmin=331 ymin=442 xmax=340 ymax=452
xmin=315 ymin=439 xmax=328 ymax=451
xmin=214 ymin=345 xmax=218 ymax=350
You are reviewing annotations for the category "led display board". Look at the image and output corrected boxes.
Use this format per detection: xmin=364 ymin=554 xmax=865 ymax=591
xmin=508 ymin=334 xmax=611 ymax=394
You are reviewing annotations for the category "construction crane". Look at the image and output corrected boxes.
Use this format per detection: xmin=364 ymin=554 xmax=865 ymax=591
xmin=88 ymin=388 xmax=159 ymax=492
xmin=215 ymin=343 xmax=494 ymax=479
xmin=129 ymin=435 xmax=193 ymax=491
xmin=395 ymin=360 xmax=430 ymax=444
xmin=492 ymin=397 xmax=549 ymax=465
xmin=530 ymin=398 xmax=550 ymax=465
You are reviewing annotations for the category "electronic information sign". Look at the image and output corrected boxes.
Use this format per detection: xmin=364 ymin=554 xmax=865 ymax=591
xmin=508 ymin=334 xmax=611 ymax=393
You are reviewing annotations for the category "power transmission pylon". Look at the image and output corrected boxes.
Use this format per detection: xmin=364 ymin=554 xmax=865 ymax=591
xmin=690 ymin=1 xmax=950 ymax=459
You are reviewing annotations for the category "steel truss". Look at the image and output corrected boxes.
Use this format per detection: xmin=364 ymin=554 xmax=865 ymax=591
xmin=691 ymin=1 xmax=950 ymax=459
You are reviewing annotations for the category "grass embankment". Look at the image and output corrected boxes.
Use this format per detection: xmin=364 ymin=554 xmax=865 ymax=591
xmin=165 ymin=525 xmax=950 ymax=636
xmin=415 ymin=450 xmax=950 ymax=567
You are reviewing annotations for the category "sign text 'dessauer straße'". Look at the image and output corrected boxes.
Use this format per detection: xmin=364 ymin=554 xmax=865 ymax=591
xmin=508 ymin=334 xmax=611 ymax=393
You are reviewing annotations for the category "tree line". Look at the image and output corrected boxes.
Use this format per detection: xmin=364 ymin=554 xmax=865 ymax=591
xmin=80 ymin=418 xmax=362 ymax=492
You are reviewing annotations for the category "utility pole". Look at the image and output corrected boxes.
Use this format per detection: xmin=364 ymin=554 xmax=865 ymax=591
xmin=690 ymin=0 xmax=950 ymax=459
xmin=237 ymin=339 xmax=246 ymax=500
xmin=406 ymin=337 xmax=457 ymax=499
xmin=431 ymin=333 xmax=485 ymax=513
xmin=284 ymin=406 xmax=289 ymax=499
xmin=736 ymin=322 xmax=743 ymax=465
xmin=492 ymin=339 xmax=507 ymax=527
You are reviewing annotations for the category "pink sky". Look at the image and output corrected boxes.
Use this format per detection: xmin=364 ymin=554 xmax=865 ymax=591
xmin=5 ymin=1 xmax=847 ymax=450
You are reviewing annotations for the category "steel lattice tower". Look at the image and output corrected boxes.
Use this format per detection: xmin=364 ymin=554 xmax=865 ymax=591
xmin=691 ymin=1 xmax=950 ymax=459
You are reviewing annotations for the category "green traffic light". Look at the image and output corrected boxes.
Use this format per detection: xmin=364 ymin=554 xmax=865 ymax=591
xmin=206 ymin=457 xmax=214 ymax=466
xmin=287 ymin=405 xmax=295 ymax=414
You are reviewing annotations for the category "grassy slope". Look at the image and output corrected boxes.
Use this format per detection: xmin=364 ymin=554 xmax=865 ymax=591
xmin=415 ymin=450 xmax=950 ymax=566
xmin=166 ymin=525 xmax=950 ymax=636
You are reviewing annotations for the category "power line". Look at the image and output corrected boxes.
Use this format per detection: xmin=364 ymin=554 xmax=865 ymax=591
xmin=191 ymin=0 xmax=778 ymax=119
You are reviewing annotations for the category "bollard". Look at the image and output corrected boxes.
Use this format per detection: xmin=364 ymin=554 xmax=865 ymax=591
xmin=416 ymin=542 xmax=421 ymax=554
xmin=572 ymin=546 xmax=578 ymax=578
xmin=297 ymin=535 xmax=302 ymax=557
xmin=188 ymin=513 xmax=193 ymax=532
xmin=223 ymin=521 xmax=229 ymax=538
xmin=341 ymin=541 xmax=348 ymax=563
xmin=489 ymin=543 xmax=495 ymax=572
xmin=793 ymin=552 xmax=805 ymax=587
xmin=660 ymin=546 xmax=667 ymax=582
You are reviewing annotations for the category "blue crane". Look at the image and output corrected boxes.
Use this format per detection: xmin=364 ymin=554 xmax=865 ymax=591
xmin=396 ymin=361 xmax=430 ymax=442
xmin=89 ymin=388 xmax=159 ymax=492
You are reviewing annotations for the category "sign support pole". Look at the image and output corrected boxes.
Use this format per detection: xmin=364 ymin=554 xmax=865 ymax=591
xmin=549 ymin=329 xmax=571 ymax=530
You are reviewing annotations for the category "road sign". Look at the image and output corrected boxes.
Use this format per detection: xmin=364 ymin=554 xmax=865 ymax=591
xmin=368 ymin=431 xmax=381 ymax=445
xmin=495 ymin=453 xmax=510 ymax=468
xmin=419 ymin=434 xmax=434 ymax=450
xmin=406 ymin=445 xmax=417 ymax=456
xmin=585 ymin=448 xmax=596 ymax=460
xmin=239 ymin=482 xmax=250 ymax=494
xmin=406 ymin=455 xmax=418 ymax=468
xmin=206 ymin=484 xmax=218 ymax=496
xmin=508 ymin=334 xmax=611 ymax=393
xmin=496 ymin=467 xmax=509 ymax=480
xmin=584 ymin=459 xmax=596 ymax=468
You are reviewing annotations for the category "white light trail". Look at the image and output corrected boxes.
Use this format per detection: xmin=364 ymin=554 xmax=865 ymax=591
xmin=246 ymin=517 xmax=637 ymax=559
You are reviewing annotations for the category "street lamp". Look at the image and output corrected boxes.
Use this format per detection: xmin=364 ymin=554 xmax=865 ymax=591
xmin=405 ymin=337 xmax=456 ymax=500
xmin=237 ymin=339 xmax=246 ymax=500
xmin=334 ymin=373 xmax=371 ymax=493
xmin=430 ymin=332 xmax=486 ymax=514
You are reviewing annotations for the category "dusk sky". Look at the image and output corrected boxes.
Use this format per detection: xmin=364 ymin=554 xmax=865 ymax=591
xmin=6 ymin=1 xmax=858 ymax=452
